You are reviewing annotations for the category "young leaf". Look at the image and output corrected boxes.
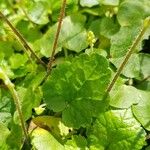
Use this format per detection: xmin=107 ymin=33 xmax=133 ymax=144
xmin=43 ymin=53 xmax=111 ymax=128
xmin=87 ymin=109 xmax=146 ymax=150
xmin=0 ymin=41 xmax=14 ymax=58
xmin=9 ymin=54 xmax=28 ymax=69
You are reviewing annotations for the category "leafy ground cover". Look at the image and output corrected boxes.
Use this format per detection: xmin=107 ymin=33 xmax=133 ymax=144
xmin=0 ymin=0 xmax=150 ymax=149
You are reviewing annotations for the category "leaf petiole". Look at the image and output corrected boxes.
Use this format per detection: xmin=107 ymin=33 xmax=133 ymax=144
xmin=106 ymin=17 xmax=150 ymax=93
xmin=0 ymin=68 xmax=29 ymax=144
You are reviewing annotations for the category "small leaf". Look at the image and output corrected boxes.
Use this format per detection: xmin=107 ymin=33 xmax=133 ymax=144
xmin=9 ymin=54 xmax=28 ymax=69
xmin=0 ymin=41 xmax=14 ymax=59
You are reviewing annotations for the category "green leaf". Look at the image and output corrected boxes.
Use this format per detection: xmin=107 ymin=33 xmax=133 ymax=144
xmin=32 ymin=116 xmax=71 ymax=138
xmin=146 ymin=145 xmax=150 ymax=150
xmin=80 ymin=0 xmax=99 ymax=7
xmin=111 ymin=54 xmax=141 ymax=78
xmin=135 ymin=80 xmax=150 ymax=91
xmin=6 ymin=123 xmax=23 ymax=150
xmin=24 ymin=1 xmax=49 ymax=25
xmin=20 ymin=71 xmax=46 ymax=89
xmin=9 ymin=54 xmax=28 ymax=69
xmin=34 ymin=14 xmax=87 ymax=57
xmin=109 ymin=84 xmax=141 ymax=108
xmin=0 ymin=61 xmax=14 ymax=80
xmin=139 ymin=53 xmax=150 ymax=79
xmin=0 ymin=42 xmax=14 ymax=59
xmin=110 ymin=25 xmax=141 ymax=58
xmin=89 ymin=17 xmax=120 ymax=38
xmin=43 ymin=53 xmax=111 ymax=128
xmin=16 ymin=20 xmax=42 ymax=42
xmin=65 ymin=30 xmax=88 ymax=53
xmin=141 ymin=0 xmax=150 ymax=17
xmin=0 ymin=123 xmax=10 ymax=150
xmin=17 ymin=87 xmax=42 ymax=121
xmin=65 ymin=135 xmax=88 ymax=150
xmin=111 ymin=53 xmax=150 ymax=79
xmin=31 ymin=127 xmax=65 ymax=150
xmin=0 ymin=89 xmax=12 ymax=126
xmin=99 ymin=17 xmax=120 ymax=38
xmin=99 ymin=0 xmax=119 ymax=6
xmin=132 ymin=90 xmax=150 ymax=131
xmin=87 ymin=109 xmax=146 ymax=150
xmin=117 ymin=1 xmax=145 ymax=26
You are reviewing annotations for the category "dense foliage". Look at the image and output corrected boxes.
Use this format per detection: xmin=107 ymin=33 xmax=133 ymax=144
xmin=0 ymin=0 xmax=150 ymax=149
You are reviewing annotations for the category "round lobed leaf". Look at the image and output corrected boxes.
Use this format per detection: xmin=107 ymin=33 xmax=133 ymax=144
xmin=43 ymin=53 xmax=111 ymax=128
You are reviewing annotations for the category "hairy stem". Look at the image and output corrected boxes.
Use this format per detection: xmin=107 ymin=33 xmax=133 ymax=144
xmin=46 ymin=0 xmax=67 ymax=77
xmin=0 ymin=68 xmax=29 ymax=143
xmin=0 ymin=11 xmax=46 ymax=68
xmin=106 ymin=18 xmax=150 ymax=93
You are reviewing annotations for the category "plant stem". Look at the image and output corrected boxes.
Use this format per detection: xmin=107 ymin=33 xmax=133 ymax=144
xmin=138 ymin=75 xmax=150 ymax=84
xmin=64 ymin=48 xmax=68 ymax=58
xmin=46 ymin=0 xmax=67 ymax=76
xmin=0 ymin=68 xmax=29 ymax=144
xmin=106 ymin=18 xmax=150 ymax=93
xmin=0 ymin=11 xmax=46 ymax=69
